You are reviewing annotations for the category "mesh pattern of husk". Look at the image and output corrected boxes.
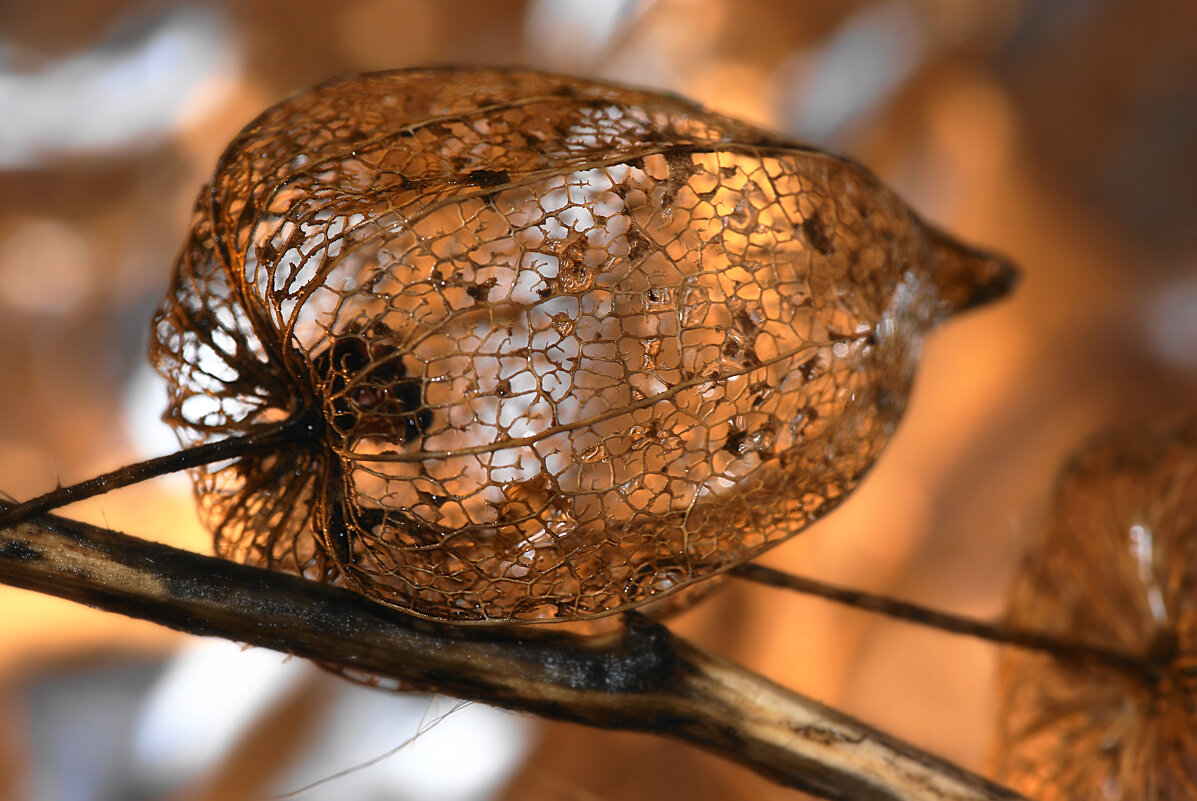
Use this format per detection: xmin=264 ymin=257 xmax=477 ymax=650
xmin=151 ymin=68 xmax=1012 ymax=624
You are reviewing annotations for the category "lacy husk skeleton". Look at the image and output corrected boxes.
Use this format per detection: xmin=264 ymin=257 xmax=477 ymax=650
xmin=150 ymin=68 xmax=1012 ymax=625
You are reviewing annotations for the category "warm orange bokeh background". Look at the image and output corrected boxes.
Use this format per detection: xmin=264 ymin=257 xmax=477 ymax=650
xmin=1 ymin=2 xmax=1195 ymax=799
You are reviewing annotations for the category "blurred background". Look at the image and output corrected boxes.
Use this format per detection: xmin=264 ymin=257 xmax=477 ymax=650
xmin=0 ymin=0 xmax=1194 ymax=799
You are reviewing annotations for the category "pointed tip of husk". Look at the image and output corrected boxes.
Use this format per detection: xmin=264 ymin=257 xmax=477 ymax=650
xmin=927 ymin=225 xmax=1019 ymax=319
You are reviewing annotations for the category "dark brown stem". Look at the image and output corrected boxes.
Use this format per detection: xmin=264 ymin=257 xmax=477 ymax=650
xmin=731 ymin=563 xmax=1151 ymax=680
xmin=0 ymin=418 xmax=313 ymax=529
xmin=0 ymin=510 xmax=1027 ymax=801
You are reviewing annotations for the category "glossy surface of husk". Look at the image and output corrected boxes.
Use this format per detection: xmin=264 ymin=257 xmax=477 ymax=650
xmin=152 ymin=68 xmax=1013 ymax=623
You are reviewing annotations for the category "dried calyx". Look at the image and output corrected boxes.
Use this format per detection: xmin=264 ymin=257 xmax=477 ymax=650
xmin=996 ymin=416 xmax=1197 ymax=800
xmin=31 ymin=68 xmax=1013 ymax=626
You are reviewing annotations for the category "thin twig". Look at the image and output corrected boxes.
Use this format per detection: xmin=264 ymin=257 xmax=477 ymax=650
xmin=0 ymin=419 xmax=312 ymax=528
xmin=731 ymin=563 xmax=1151 ymax=680
xmin=0 ymin=509 xmax=1027 ymax=801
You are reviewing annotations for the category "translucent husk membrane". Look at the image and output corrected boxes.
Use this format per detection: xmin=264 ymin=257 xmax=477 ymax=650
xmin=996 ymin=416 xmax=1197 ymax=798
xmin=151 ymin=68 xmax=1013 ymax=624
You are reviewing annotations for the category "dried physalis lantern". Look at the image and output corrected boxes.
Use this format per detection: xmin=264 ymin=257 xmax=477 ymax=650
xmin=151 ymin=68 xmax=1014 ymax=625
xmin=995 ymin=417 xmax=1197 ymax=799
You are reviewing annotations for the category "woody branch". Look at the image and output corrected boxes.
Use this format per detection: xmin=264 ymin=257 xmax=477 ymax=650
xmin=0 ymin=508 xmax=1025 ymax=801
